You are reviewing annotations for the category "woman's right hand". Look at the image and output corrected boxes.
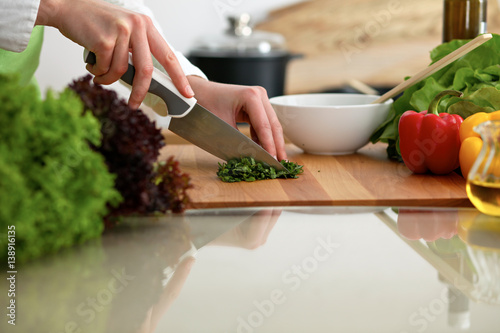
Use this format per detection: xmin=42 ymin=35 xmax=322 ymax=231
xmin=36 ymin=0 xmax=194 ymax=109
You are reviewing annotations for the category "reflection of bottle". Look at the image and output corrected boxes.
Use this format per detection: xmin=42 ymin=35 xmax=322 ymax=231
xmin=446 ymin=282 xmax=471 ymax=330
xmin=465 ymin=121 xmax=500 ymax=216
xmin=458 ymin=212 xmax=500 ymax=250
xmin=458 ymin=214 xmax=500 ymax=305
xmin=431 ymin=238 xmax=472 ymax=329
xmin=443 ymin=0 xmax=487 ymax=43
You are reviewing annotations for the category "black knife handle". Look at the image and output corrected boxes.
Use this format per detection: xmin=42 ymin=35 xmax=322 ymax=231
xmin=83 ymin=50 xmax=195 ymax=117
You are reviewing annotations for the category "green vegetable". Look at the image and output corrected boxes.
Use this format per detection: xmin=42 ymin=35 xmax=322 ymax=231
xmin=370 ymin=33 xmax=500 ymax=161
xmin=0 ymin=74 xmax=121 ymax=264
xmin=217 ymin=157 xmax=303 ymax=182
xmin=69 ymin=76 xmax=192 ymax=223
xmin=1 ymin=74 xmax=194 ymax=263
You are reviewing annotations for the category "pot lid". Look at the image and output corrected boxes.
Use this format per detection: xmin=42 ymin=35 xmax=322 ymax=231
xmin=189 ymin=13 xmax=287 ymax=56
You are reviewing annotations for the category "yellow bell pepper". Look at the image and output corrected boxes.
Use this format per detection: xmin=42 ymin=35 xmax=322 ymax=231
xmin=459 ymin=110 xmax=500 ymax=179
xmin=459 ymin=136 xmax=483 ymax=179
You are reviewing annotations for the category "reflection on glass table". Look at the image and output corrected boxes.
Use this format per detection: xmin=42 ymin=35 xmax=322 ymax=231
xmin=2 ymin=206 xmax=499 ymax=333
xmin=377 ymin=208 xmax=500 ymax=331
xmin=2 ymin=208 xmax=279 ymax=333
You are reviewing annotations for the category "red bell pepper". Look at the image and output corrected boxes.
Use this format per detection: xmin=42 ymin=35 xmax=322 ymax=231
xmin=398 ymin=90 xmax=464 ymax=175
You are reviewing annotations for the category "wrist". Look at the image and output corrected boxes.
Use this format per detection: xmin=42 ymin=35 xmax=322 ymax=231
xmin=36 ymin=0 xmax=64 ymax=27
xmin=187 ymin=75 xmax=210 ymax=96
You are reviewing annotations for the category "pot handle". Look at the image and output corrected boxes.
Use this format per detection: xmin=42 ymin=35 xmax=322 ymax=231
xmin=288 ymin=53 xmax=304 ymax=61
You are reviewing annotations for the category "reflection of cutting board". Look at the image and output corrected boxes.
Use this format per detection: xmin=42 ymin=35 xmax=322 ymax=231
xmin=159 ymin=142 xmax=472 ymax=209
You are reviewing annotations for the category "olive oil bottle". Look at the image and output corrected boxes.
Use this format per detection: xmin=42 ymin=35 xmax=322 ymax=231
xmin=465 ymin=120 xmax=500 ymax=216
xmin=443 ymin=0 xmax=487 ymax=42
xmin=466 ymin=180 xmax=500 ymax=216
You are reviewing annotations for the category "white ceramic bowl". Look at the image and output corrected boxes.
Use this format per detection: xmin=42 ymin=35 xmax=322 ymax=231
xmin=270 ymin=93 xmax=393 ymax=155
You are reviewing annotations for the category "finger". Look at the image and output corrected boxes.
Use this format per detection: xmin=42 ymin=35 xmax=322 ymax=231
xmin=128 ymin=33 xmax=154 ymax=109
xmin=252 ymin=209 xmax=281 ymax=245
xmin=93 ymin=34 xmax=130 ymax=86
xmin=243 ymin=88 xmax=279 ymax=159
xmin=149 ymin=256 xmax=195 ymax=328
xmin=163 ymin=256 xmax=195 ymax=297
xmin=147 ymin=27 xmax=194 ymax=98
xmin=249 ymin=125 xmax=260 ymax=145
xmin=86 ymin=45 xmax=114 ymax=77
xmin=262 ymin=99 xmax=288 ymax=161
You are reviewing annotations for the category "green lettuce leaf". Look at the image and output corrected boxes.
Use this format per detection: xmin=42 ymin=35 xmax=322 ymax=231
xmin=370 ymin=34 xmax=500 ymax=160
xmin=448 ymin=86 xmax=500 ymax=118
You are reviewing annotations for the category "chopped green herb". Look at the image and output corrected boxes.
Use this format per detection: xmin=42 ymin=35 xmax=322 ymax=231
xmin=217 ymin=157 xmax=303 ymax=183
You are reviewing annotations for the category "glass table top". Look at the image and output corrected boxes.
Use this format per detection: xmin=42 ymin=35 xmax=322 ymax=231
xmin=3 ymin=206 xmax=499 ymax=333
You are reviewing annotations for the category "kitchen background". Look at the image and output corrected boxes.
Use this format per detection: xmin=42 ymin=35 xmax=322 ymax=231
xmin=35 ymin=0 xmax=302 ymax=96
xmin=35 ymin=0 xmax=500 ymax=98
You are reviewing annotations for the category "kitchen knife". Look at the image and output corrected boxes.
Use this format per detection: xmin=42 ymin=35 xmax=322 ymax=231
xmin=83 ymin=50 xmax=287 ymax=172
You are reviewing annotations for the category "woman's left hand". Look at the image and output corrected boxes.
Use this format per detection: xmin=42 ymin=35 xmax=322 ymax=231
xmin=187 ymin=76 xmax=287 ymax=161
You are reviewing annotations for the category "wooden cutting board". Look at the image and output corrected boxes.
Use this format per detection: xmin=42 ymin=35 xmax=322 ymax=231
xmin=158 ymin=142 xmax=472 ymax=209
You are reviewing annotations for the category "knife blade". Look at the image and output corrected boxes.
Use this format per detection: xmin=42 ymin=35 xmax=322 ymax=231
xmin=83 ymin=50 xmax=287 ymax=172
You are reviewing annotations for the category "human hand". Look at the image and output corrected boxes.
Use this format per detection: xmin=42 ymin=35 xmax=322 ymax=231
xmin=208 ymin=209 xmax=282 ymax=249
xmin=138 ymin=256 xmax=196 ymax=333
xmin=187 ymin=76 xmax=287 ymax=161
xmin=36 ymin=0 xmax=194 ymax=109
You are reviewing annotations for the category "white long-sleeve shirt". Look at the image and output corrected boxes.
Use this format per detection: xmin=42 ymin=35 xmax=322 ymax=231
xmin=0 ymin=0 xmax=206 ymax=78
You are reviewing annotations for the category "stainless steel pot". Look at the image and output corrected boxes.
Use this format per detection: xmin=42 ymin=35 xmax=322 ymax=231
xmin=188 ymin=14 xmax=302 ymax=97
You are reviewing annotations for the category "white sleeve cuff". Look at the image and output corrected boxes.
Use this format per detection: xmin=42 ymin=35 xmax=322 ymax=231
xmin=174 ymin=50 xmax=207 ymax=79
xmin=0 ymin=0 xmax=40 ymax=52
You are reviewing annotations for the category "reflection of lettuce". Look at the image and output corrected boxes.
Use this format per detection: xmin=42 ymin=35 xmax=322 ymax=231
xmin=371 ymin=34 xmax=500 ymax=160
xmin=16 ymin=216 xmax=191 ymax=333
xmin=427 ymin=236 xmax=478 ymax=279
xmin=428 ymin=235 xmax=467 ymax=255
xmin=18 ymin=240 xmax=109 ymax=333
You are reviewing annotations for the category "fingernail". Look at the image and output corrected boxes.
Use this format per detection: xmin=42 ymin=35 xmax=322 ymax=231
xmin=273 ymin=155 xmax=277 ymax=160
xmin=186 ymin=85 xmax=194 ymax=97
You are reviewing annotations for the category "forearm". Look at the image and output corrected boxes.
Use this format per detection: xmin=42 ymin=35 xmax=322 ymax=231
xmin=35 ymin=0 xmax=61 ymax=27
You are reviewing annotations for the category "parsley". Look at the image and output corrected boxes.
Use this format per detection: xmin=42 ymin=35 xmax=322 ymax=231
xmin=217 ymin=157 xmax=303 ymax=182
